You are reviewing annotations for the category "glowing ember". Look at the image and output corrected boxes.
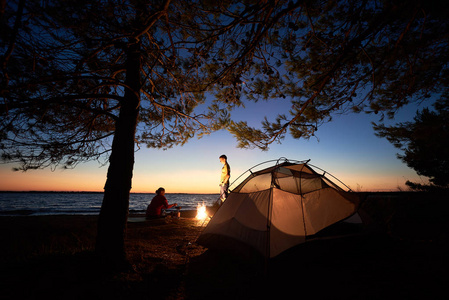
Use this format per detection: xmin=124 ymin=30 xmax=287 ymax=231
xmin=196 ymin=202 xmax=207 ymax=220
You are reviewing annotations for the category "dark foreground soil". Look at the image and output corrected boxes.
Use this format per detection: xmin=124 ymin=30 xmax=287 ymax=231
xmin=1 ymin=193 xmax=448 ymax=299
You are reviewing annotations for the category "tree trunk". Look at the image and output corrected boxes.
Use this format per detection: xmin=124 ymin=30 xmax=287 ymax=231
xmin=96 ymin=41 xmax=141 ymax=269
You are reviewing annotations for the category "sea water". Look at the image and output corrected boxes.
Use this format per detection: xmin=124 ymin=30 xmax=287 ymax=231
xmin=0 ymin=192 xmax=220 ymax=216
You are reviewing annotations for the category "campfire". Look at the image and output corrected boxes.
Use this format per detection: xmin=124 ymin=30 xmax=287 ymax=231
xmin=196 ymin=202 xmax=207 ymax=220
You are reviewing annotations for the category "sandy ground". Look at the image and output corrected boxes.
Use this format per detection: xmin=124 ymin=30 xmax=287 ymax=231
xmin=1 ymin=197 xmax=449 ymax=299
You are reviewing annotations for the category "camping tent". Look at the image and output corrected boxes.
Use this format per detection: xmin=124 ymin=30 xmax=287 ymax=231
xmin=197 ymin=158 xmax=360 ymax=258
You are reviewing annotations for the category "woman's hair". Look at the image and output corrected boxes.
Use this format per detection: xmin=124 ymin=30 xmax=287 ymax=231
xmin=156 ymin=187 xmax=165 ymax=194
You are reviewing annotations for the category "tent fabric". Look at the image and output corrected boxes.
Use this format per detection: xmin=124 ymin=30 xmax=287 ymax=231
xmin=197 ymin=159 xmax=360 ymax=258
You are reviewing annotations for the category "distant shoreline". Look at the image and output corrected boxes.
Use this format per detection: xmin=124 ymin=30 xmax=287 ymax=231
xmin=0 ymin=191 xmax=220 ymax=195
xmin=0 ymin=190 xmax=104 ymax=194
xmin=0 ymin=190 xmax=442 ymax=196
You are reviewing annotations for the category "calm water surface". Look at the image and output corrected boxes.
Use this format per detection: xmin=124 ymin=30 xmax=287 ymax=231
xmin=0 ymin=192 xmax=220 ymax=216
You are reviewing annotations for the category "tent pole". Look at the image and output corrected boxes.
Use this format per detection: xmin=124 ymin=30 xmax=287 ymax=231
xmin=299 ymin=163 xmax=308 ymax=237
xmin=264 ymin=187 xmax=273 ymax=275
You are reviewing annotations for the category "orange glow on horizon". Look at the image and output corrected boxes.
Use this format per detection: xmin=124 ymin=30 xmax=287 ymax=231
xmin=0 ymin=159 xmax=419 ymax=193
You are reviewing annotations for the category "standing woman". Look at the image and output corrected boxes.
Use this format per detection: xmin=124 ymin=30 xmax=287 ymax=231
xmin=146 ymin=187 xmax=177 ymax=218
xmin=219 ymin=154 xmax=231 ymax=202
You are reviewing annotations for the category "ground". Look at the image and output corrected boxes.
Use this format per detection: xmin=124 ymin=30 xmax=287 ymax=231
xmin=1 ymin=193 xmax=449 ymax=299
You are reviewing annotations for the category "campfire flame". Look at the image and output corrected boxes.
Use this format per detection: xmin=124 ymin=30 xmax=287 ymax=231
xmin=196 ymin=202 xmax=207 ymax=220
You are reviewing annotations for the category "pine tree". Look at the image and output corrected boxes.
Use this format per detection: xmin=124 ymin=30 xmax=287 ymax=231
xmin=2 ymin=0 xmax=448 ymax=266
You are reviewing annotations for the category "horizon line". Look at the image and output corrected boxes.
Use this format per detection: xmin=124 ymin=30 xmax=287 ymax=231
xmin=0 ymin=190 xmax=220 ymax=194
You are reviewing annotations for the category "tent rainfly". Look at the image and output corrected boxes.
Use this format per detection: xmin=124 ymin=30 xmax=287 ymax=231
xmin=197 ymin=158 xmax=360 ymax=258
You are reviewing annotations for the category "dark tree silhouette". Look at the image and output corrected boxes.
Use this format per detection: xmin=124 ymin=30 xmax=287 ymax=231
xmin=2 ymin=0 xmax=448 ymax=267
xmin=374 ymin=98 xmax=449 ymax=190
xmin=228 ymin=0 xmax=449 ymax=148
xmin=0 ymin=0 xmax=304 ymax=268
